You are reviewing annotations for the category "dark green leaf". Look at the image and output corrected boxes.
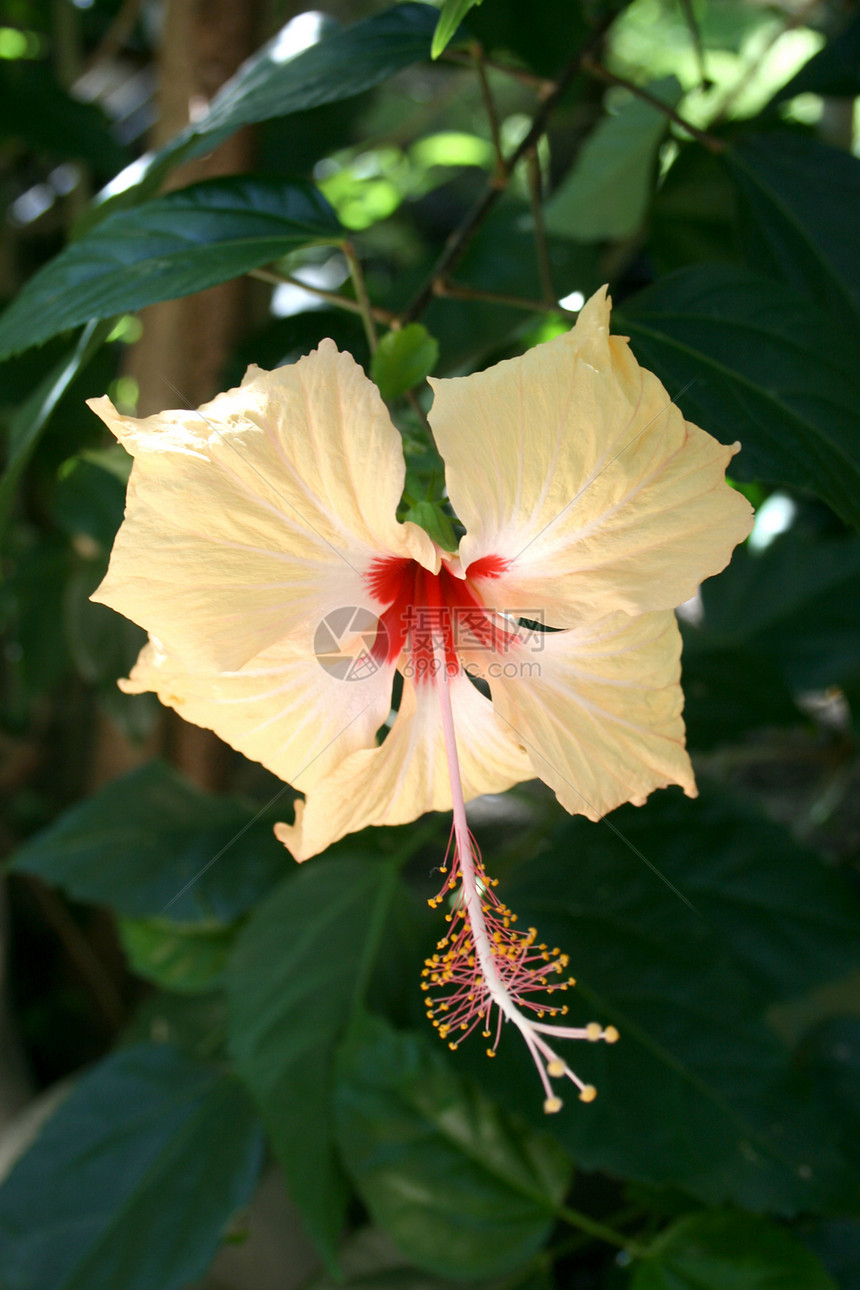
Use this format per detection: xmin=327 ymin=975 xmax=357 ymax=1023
xmin=690 ymin=530 xmax=860 ymax=693
xmin=632 ymin=1210 xmax=838 ymax=1290
xmin=119 ymin=917 xmax=237 ymax=994
xmin=0 ymin=177 xmax=340 ymax=360
xmin=0 ymin=1044 xmax=263 ymax=1290
xmin=63 ymin=561 xmax=146 ymax=688
xmin=618 ymin=265 xmax=860 ymax=528
xmin=464 ymin=786 xmax=860 ymax=1213
xmin=307 ymin=1225 xmax=539 ymax=1289
xmin=650 ymin=143 xmax=740 ymax=274
xmin=431 ymin=0 xmax=479 ymax=59
xmin=680 ymin=641 xmax=804 ymax=751
xmin=770 ymin=12 xmax=860 ymax=105
xmin=52 ymin=448 xmax=131 ymax=551
xmin=98 ymin=4 xmax=440 ymax=211
xmin=0 ymin=60 xmax=129 ymax=175
xmin=0 ymin=319 xmax=112 ymax=535
xmin=372 ymin=323 xmax=439 ymax=401
xmin=7 ymin=761 xmax=289 ymax=922
xmin=802 ymin=1219 xmax=860 ymax=1290
xmin=335 ymin=1014 xmax=571 ymax=1279
xmin=227 ymin=856 xmax=399 ymax=1264
xmin=725 ymin=134 xmax=860 ymax=331
xmin=544 ymin=78 xmax=682 ymax=242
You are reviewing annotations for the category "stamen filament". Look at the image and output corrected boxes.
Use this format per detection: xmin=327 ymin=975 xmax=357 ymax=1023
xmin=430 ymin=651 xmax=617 ymax=1112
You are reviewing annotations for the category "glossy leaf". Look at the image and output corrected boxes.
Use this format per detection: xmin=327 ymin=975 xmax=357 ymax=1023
xmin=0 ymin=177 xmax=340 ymax=360
xmin=544 ymin=78 xmax=682 ymax=242
xmin=227 ymin=856 xmax=399 ymax=1264
xmin=8 ymin=761 xmax=288 ymax=922
xmin=632 ymin=1210 xmax=838 ymax=1290
xmin=372 ymin=323 xmax=439 ymax=400
xmin=100 ymin=3 xmax=440 ymax=208
xmin=0 ymin=1044 xmax=264 ymax=1290
xmin=463 ymin=786 xmax=860 ymax=1213
xmin=725 ymin=134 xmax=860 ymax=331
xmin=618 ymin=265 xmax=860 ymax=528
xmin=335 ymin=1014 xmax=572 ymax=1279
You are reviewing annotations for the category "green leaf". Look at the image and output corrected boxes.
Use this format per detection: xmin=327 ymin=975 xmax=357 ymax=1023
xmin=371 ymin=323 xmax=439 ymax=401
xmin=769 ymin=11 xmax=860 ymax=106
xmin=0 ymin=60 xmax=129 ymax=175
xmin=431 ymin=0 xmax=479 ymax=59
xmin=0 ymin=176 xmax=340 ymax=361
xmin=631 ymin=1210 xmax=838 ymax=1290
xmin=650 ymin=143 xmax=741 ymax=274
xmin=227 ymin=856 xmax=400 ymax=1264
xmin=335 ymin=1014 xmax=572 ymax=1280
xmin=401 ymin=500 xmax=458 ymax=553
xmin=689 ymin=531 xmax=860 ymax=693
xmin=725 ymin=134 xmax=860 ymax=331
xmin=680 ymin=642 xmax=804 ymax=751
xmin=52 ymin=448 xmax=131 ymax=551
xmin=0 ymin=319 xmax=112 ymax=536
xmin=97 ymin=4 xmax=440 ymax=212
xmin=7 ymin=761 xmax=289 ymax=922
xmin=466 ymin=786 xmax=860 ymax=1213
xmin=544 ymin=78 xmax=682 ymax=242
xmin=0 ymin=1044 xmax=263 ymax=1290
xmin=119 ymin=917 xmax=237 ymax=994
xmin=618 ymin=265 xmax=860 ymax=529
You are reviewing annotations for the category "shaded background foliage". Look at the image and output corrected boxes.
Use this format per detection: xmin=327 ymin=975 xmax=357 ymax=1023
xmin=0 ymin=0 xmax=859 ymax=1287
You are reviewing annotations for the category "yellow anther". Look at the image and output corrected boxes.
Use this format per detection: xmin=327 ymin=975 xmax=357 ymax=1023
xmin=604 ymin=1025 xmax=620 ymax=1044
xmin=586 ymin=1022 xmax=603 ymax=1041
xmin=486 ymin=1048 xmax=496 ymax=1057
xmin=578 ymin=1085 xmax=597 ymax=1103
xmin=543 ymin=1096 xmax=563 ymax=1114
xmin=448 ymin=1042 xmax=458 ymax=1050
xmin=547 ymin=1058 xmax=566 ymax=1078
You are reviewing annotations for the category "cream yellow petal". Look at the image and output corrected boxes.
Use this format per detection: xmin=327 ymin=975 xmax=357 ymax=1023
xmin=121 ymin=628 xmax=395 ymax=792
xmin=473 ymin=610 xmax=696 ymax=821
xmin=276 ymin=671 xmax=534 ymax=861
xmin=91 ymin=342 xmax=437 ymax=671
xmin=428 ymin=288 xmax=753 ymax=628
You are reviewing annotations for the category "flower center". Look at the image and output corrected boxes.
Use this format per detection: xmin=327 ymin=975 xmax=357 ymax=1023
xmin=366 ymin=553 xmax=512 ymax=681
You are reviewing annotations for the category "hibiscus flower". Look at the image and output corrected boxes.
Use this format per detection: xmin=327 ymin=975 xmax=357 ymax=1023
xmin=89 ymin=288 xmax=752 ymax=1110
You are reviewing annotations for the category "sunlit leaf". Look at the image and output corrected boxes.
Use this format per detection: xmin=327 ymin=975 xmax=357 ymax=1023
xmin=431 ymin=0 xmax=479 ymax=59
xmin=0 ymin=1044 xmax=263 ymax=1290
xmin=372 ymin=323 xmax=439 ymax=400
xmin=544 ymin=78 xmax=682 ymax=242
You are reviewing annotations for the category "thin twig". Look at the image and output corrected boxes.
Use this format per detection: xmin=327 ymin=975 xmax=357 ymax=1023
xmin=581 ymin=56 xmax=726 ymax=153
xmin=473 ymin=43 xmax=505 ymax=176
xmin=343 ymin=240 xmax=378 ymax=353
xmin=435 ymin=279 xmax=575 ymax=317
xmin=441 ymin=48 xmax=555 ymax=92
xmin=27 ymin=880 xmax=126 ymax=1030
xmin=403 ymin=15 xmax=618 ymax=323
xmin=679 ymin=0 xmax=710 ymax=91
xmin=248 ymin=267 xmax=396 ymax=325
xmin=84 ymin=0 xmax=143 ymax=72
xmin=526 ymin=148 xmax=555 ymax=305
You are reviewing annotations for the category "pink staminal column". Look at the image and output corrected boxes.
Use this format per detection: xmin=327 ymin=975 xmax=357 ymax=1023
xmin=426 ymin=640 xmax=619 ymax=1113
